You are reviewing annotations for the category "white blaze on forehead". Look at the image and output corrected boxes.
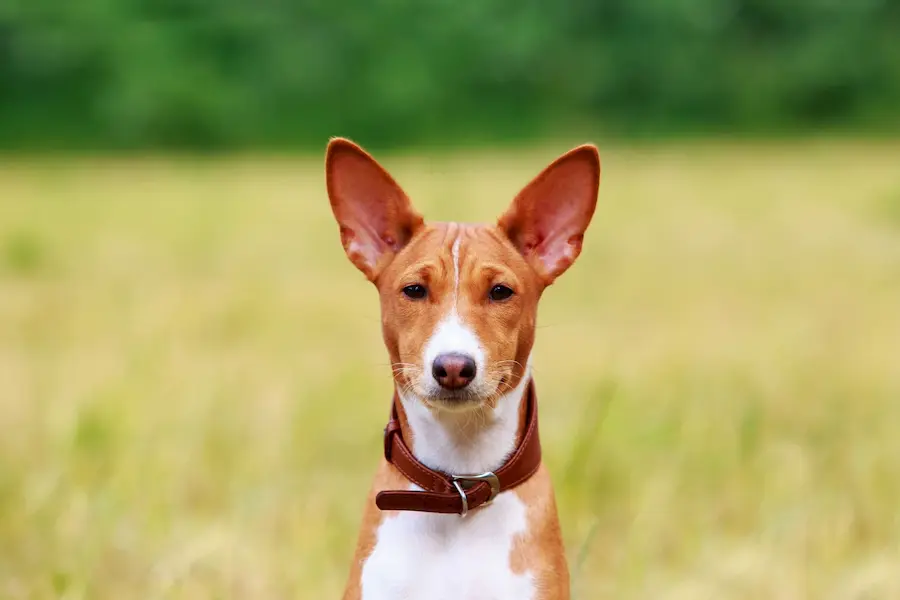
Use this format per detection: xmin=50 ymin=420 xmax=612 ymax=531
xmin=452 ymin=235 xmax=461 ymax=306
xmin=423 ymin=231 xmax=485 ymax=377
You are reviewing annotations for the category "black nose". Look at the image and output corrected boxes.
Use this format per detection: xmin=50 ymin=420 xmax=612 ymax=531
xmin=431 ymin=353 xmax=477 ymax=390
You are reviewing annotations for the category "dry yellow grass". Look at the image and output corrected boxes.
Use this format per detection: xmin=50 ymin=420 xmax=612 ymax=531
xmin=1 ymin=141 xmax=899 ymax=599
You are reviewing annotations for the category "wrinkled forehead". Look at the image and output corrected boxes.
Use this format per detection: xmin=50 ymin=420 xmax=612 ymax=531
xmin=379 ymin=222 xmax=533 ymax=288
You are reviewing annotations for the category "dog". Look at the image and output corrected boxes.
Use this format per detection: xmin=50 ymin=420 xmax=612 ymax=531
xmin=325 ymin=138 xmax=600 ymax=600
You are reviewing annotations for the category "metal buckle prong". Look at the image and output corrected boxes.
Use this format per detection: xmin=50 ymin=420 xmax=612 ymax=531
xmin=451 ymin=472 xmax=501 ymax=518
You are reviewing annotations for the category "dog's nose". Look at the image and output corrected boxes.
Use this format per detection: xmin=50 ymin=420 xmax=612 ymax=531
xmin=432 ymin=353 xmax=477 ymax=390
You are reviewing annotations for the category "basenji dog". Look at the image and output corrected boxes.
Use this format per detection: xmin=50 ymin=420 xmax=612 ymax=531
xmin=325 ymin=138 xmax=600 ymax=600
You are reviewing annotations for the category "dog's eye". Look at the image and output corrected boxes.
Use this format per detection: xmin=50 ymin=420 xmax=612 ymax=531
xmin=489 ymin=284 xmax=514 ymax=302
xmin=402 ymin=284 xmax=428 ymax=300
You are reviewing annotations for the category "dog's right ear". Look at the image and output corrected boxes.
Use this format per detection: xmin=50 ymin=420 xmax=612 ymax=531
xmin=325 ymin=138 xmax=424 ymax=282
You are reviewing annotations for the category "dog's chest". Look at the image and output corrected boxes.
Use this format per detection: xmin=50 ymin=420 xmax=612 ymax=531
xmin=360 ymin=491 xmax=534 ymax=600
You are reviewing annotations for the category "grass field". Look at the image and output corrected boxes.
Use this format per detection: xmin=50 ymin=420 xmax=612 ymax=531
xmin=1 ymin=141 xmax=899 ymax=599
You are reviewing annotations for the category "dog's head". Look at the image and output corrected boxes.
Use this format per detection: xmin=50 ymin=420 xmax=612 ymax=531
xmin=325 ymin=139 xmax=600 ymax=412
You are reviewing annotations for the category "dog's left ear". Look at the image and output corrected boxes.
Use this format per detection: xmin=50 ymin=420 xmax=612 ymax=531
xmin=497 ymin=144 xmax=600 ymax=285
xmin=325 ymin=138 xmax=425 ymax=282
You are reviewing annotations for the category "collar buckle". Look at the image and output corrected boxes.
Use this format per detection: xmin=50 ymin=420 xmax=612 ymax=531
xmin=450 ymin=472 xmax=500 ymax=517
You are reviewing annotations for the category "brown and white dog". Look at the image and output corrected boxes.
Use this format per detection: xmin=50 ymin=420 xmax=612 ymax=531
xmin=325 ymin=138 xmax=600 ymax=600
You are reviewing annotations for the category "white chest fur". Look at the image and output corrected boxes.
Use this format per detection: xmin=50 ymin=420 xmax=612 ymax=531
xmin=360 ymin=489 xmax=534 ymax=600
xmin=361 ymin=367 xmax=536 ymax=600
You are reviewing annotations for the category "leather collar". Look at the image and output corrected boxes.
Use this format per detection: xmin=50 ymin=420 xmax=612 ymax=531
xmin=376 ymin=379 xmax=542 ymax=516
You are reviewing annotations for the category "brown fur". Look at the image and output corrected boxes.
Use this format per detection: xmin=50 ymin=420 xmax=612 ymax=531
xmin=510 ymin=465 xmax=570 ymax=598
xmin=341 ymin=460 xmax=408 ymax=600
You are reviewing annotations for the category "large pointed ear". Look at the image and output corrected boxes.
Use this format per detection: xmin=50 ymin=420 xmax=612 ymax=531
xmin=325 ymin=138 xmax=425 ymax=281
xmin=497 ymin=144 xmax=600 ymax=285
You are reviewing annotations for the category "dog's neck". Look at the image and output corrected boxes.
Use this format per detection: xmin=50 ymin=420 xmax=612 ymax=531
xmin=396 ymin=364 xmax=532 ymax=476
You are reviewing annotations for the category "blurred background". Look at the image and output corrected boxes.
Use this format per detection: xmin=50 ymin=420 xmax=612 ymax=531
xmin=2 ymin=2 xmax=900 ymax=599
xmin=2 ymin=0 xmax=900 ymax=149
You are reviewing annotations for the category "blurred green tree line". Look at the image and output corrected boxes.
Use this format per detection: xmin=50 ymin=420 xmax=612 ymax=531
xmin=1 ymin=0 xmax=899 ymax=150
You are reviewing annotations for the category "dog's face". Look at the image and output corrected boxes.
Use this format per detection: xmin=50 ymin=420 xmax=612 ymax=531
xmin=374 ymin=222 xmax=541 ymax=410
xmin=325 ymin=139 xmax=600 ymax=411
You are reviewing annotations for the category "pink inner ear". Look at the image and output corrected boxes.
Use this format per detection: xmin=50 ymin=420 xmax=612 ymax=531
xmin=326 ymin=139 xmax=424 ymax=280
xmin=536 ymin=233 xmax=584 ymax=278
xmin=498 ymin=145 xmax=600 ymax=284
